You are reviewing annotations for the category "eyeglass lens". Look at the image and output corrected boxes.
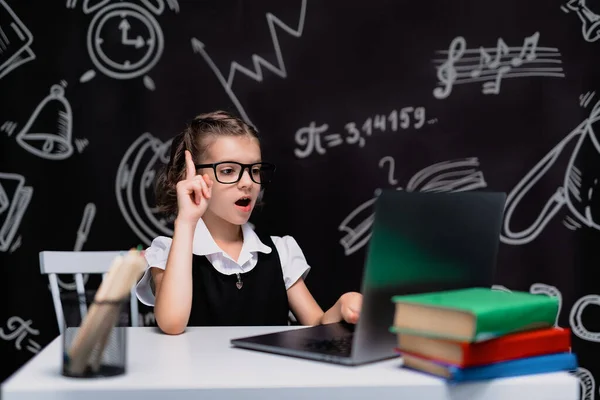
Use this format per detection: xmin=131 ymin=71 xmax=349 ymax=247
xmin=215 ymin=163 xmax=274 ymax=183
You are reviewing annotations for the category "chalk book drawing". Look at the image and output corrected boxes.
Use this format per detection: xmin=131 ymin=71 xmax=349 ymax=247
xmin=0 ymin=0 xmax=35 ymax=80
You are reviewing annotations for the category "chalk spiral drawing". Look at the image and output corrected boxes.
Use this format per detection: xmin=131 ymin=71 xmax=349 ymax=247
xmin=67 ymin=0 xmax=180 ymax=91
xmin=191 ymin=0 xmax=307 ymax=127
xmin=433 ymin=31 xmax=564 ymax=99
xmin=294 ymin=106 xmax=436 ymax=159
xmin=0 ymin=316 xmax=41 ymax=355
xmin=339 ymin=157 xmax=487 ymax=256
xmin=0 ymin=172 xmax=32 ymax=253
xmin=493 ymin=283 xmax=600 ymax=399
xmin=0 ymin=0 xmax=35 ymax=80
xmin=561 ymin=0 xmax=600 ymax=43
xmin=116 ymin=132 xmax=174 ymax=246
xmin=500 ymin=93 xmax=600 ymax=245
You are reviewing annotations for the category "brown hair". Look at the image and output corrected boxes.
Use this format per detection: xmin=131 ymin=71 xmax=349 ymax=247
xmin=154 ymin=110 xmax=260 ymax=217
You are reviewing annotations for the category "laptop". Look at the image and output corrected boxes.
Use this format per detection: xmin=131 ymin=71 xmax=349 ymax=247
xmin=230 ymin=190 xmax=507 ymax=365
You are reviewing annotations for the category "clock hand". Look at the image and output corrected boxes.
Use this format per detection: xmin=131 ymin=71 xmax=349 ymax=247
xmin=118 ymin=19 xmax=145 ymax=49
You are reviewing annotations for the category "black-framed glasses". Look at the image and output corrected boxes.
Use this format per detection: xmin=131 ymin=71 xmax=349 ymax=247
xmin=195 ymin=161 xmax=276 ymax=184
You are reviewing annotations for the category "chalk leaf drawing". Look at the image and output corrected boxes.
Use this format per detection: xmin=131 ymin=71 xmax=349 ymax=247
xmin=191 ymin=0 xmax=307 ymax=127
xmin=0 ymin=0 xmax=35 ymax=80
xmin=0 ymin=316 xmax=41 ymax=354
xmin=0 ymin=172 xmax=32 ymax=253
xmin=68 ymin=0 xmax=180 ymax=91
xmin=500 ymin=95 xmax=600 ymax=245
xmin=116 ymin=132 xmax=174 ymax=245
xmin=561 ymin=0 xmax=600 ymax=43
xmin=11 ymin=81 xmax=78 ymax=160
xmin=433 ymin=31 xmax=564 ymax=99
xmin=339 ymin=157 xmax=487 ymax=256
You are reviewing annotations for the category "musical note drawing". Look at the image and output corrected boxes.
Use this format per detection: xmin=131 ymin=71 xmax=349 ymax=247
xmin=433 ymin=32 xmax=564 ymax=99
xmin=500 ymin=93 xmax=600 ymax=245
xmin=0 ymin=316 xmax=41 ymax=354
xmin=339 ymin=157 xmax=487 ymax=256
xmin=562 ymin=0 xmax=600 ymax=43
xmin=191 ymin=0 xmax=307 ymax=127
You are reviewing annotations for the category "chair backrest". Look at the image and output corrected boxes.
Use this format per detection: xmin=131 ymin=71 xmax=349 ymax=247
xmin=39 ymin=251 xmax=141 ymax=334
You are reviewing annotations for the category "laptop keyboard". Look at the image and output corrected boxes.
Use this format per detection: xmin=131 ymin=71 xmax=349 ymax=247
xmin=304 ymin=335 xmax=353 ymax=356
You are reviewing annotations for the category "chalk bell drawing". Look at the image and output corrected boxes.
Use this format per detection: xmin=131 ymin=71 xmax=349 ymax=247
xmin=0 ymin=0 xmax=35 ymax=80
xmin=191 ymin=0 xmax=307 ymax=127
xmin=433 ymin=32 xmax=564 ymax=99
xmin=339 ymin=157 xmax=487 ymax=256
xmin=115 ymin=132 xmax=174 ymax=245
xmin=11 ymin=81 xmax=76 ymax=160
xmin=67 ymin=0 xmax=180 ymax=91
xmin=562 ymin=0 xmax=600 ymax=43
xmin=501 ymin=94 xmax=600 ymax=245
xmin=0 ymin=173 xmax=32 ymax=253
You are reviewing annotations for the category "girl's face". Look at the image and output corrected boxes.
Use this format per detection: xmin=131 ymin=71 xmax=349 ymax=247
xmin=199 ymin=135 xmax=262 ymax=226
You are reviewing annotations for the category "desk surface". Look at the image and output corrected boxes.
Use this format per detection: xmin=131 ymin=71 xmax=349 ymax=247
xmin=1 ymin=326 xmax=578 ymax=400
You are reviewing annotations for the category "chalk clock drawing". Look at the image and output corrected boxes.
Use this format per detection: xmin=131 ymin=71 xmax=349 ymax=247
xmin=500 ymin=93 xmax=600 ymax=245
xmin=0 ymin=0 xmax=35 ymax=80
xmin=67 ymin=0 xmax=179 ymax=91
xmin=339 ymin=157 xmax=487 ymax=256
xmin=0 ymin=172 xmax=32 ymax=253
xmin=115 ymin=132 xmax=174 ymax=245
xmin=561 ymin=0 xmax=600 ymax=43
xmin=191 ymin=0 xmax=307 ymax=127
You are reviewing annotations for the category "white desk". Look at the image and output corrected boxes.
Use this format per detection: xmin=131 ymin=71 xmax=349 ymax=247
xmin=1 ymin=326 xmax=578 ymax=400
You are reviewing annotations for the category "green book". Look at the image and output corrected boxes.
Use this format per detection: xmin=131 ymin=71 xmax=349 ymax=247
xmin=389 ymin=287 xmax=559 ymax=342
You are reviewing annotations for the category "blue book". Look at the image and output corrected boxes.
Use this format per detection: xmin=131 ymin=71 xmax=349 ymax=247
xmin=402 ymin=352 xmax=578 ymax=383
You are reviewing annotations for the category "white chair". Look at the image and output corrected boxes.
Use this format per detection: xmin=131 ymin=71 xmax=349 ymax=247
xmin=39 ymin=251 xmax=140 ymax=334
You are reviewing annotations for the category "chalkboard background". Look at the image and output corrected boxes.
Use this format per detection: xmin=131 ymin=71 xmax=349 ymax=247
xmin=1 ymin=0 xmax=599 ymax=395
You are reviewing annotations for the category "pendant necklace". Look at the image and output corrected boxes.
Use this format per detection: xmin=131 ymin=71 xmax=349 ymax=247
xmin=236 ymin=273 xmax=243 ymax=289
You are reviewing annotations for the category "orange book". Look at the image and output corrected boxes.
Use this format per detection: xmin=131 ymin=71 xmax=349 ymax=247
xmin=395 ymin=327 xmax=571 ymax=368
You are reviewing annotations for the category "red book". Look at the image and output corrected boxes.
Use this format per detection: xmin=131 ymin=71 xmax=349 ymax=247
xmin=395 ymin=327 xmax=571 ymax=367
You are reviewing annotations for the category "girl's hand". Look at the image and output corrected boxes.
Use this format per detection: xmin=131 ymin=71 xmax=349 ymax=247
xmin=175 ymin=150 xmax=213 ymax=224
xmin=339 ymin=292 xmax=363 ymax=324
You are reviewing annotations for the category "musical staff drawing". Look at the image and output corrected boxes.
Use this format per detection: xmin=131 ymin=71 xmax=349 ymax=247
xmin=433 ymin=32 xmax=565 ymax=99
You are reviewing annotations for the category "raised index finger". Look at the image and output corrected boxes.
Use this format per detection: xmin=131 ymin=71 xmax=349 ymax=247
xmin=185 ymin=150 xmax=196 ymax=180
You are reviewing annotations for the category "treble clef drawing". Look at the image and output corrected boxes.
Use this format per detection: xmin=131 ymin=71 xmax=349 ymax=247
xmin=433 ymin=36 xmax=466 ymax=99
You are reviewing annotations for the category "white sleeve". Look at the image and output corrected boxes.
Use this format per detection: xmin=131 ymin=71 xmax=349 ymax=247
xmin=135 ymin=236 xmax=172 ymax=307
xmin=271 ymin=235 xmax=311 ymax=290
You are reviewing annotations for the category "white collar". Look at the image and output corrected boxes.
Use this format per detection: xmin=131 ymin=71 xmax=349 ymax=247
xmin=192 ymin=218 xmax=272 ymax=258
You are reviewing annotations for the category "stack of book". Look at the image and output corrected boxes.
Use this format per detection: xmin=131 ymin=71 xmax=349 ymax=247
xmin=389 ymin=287 xmax=578 ymax=383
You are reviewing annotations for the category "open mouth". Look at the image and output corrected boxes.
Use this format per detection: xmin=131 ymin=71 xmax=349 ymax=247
xmin=235 ymin=197 xmax=251 ymax=207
